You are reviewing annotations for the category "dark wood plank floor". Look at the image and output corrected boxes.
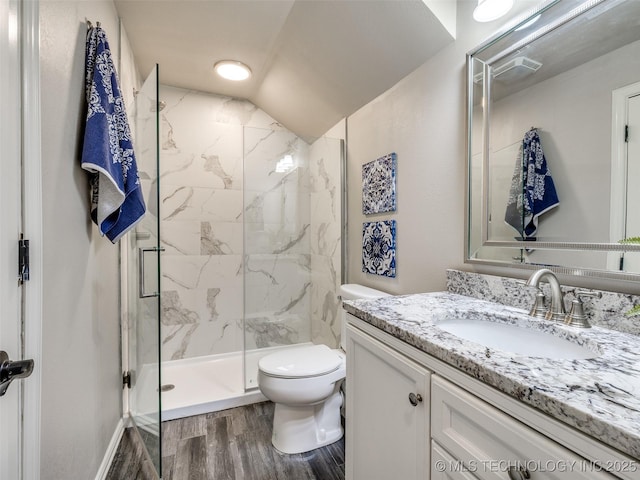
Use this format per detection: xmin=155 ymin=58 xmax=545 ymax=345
xmin=108 ymin=401 xmax=345 ymax=480
xmin=106 ymin=425 xmax=159 ymax=480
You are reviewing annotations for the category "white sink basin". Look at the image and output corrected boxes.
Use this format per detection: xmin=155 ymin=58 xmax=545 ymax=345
xmin=435 ymin=318 xmax=600 ymax=360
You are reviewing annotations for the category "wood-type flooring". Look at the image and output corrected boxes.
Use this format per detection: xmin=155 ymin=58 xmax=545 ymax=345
xmin=107 ymin=401 xmax=345 ymax=480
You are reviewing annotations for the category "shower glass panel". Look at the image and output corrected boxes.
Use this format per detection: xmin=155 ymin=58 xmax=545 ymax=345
xmin=127 ymin=65 xmax=162 ymax=476
xmin=243 ymin=127 xmax=312 ymax=389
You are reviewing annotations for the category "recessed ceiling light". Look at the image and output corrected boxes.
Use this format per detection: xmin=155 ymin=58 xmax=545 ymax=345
xmin=214 ymin=60 xmax=252 ymax=81
xmin=473 ymin=0 xmax=514 ymax=22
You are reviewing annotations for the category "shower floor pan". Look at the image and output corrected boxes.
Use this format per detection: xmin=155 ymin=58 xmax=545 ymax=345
xmin=134 ymin=343 xmax=312 ymax=422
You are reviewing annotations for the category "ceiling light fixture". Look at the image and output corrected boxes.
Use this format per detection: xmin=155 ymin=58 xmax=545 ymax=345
xmin=214 ymin=60 xmax=252 ymax=81
xmin=473 ymin=0 xmax=514 ymax=22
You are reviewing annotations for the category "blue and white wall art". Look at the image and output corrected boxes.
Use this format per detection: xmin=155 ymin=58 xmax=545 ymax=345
xmin=362 ymin=152 xmax=397 ymax=214
xmin=362 ymin=220 xmax=396 ymax=278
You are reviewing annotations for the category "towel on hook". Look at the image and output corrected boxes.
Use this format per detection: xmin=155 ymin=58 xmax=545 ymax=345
xmin=504 ymin=129 xmax=559 ymax=239
xmin=81 ymin=25 xmax=145 ymax=243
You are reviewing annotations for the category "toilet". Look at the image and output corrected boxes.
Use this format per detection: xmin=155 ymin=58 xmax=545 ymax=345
xmin=257 ymin=284 xmax=389 ymax=454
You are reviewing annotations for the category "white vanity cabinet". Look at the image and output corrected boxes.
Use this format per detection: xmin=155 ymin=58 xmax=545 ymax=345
xmin=345 ymin=323 xmax=430 ymax=480
xmin=346 ymin=316 xmax=632 ymax=480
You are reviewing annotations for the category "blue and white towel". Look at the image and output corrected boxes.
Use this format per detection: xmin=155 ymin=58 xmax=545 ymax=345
xmin=505 ymin=129 xmax=559 ymax=239
xmin=81 ymin=25 xmax=145 ymax=243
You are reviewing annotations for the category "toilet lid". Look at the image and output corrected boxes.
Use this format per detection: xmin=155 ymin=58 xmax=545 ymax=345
xmin=258 ymin=344 xmax=343 ymax=378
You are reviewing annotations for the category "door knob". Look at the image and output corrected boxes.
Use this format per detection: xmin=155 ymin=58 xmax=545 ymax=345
xmin=0 ymin=350 xmax=34 ymax=397
xmin=408 ymin=392 xmax=423 ymax=406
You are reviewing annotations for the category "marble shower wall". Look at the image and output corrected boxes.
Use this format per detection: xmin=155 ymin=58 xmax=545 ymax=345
xmin=153 ymin=85 xmax=341 ymax=361
xmin=158 ymin=86 xmax=287 ymax=361
xmin=309 ymin=137 xmax=343 ymax=348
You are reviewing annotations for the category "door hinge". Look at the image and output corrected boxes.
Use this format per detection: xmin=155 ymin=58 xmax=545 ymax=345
xmin=18 ymin=237 xmax=30 ymax=284
xmin=123 ymin=371 xmax=132 ymax=389
xmin=625 ymin=124 xmax=629 ymax=143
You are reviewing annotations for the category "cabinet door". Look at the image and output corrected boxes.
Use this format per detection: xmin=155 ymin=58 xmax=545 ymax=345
xmin=346 ymin=324 xmax=430 ymax=480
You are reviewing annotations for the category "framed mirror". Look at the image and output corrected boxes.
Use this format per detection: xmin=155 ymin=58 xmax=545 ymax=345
xmin=466 ymin=0 xmax=640 ymax=279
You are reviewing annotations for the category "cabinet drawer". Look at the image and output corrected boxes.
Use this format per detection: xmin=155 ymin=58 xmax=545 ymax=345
xmin=433 ymin=440 xmax=480 ymax=480
xmin=431 ymin=376 xmax=617 ymax=480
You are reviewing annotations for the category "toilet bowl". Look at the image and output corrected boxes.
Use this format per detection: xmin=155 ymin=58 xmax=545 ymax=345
xmin=257 ymin=284 xmax=389 ymax=454
xmin=258 ymin=344 xmax=346 ymax=454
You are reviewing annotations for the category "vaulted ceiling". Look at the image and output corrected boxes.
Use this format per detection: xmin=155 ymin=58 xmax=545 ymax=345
xmin=114 ymin=0 xmax=456 ymax=141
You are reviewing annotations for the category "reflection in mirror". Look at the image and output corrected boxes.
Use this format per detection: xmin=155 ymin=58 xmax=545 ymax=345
xmin=467 ymin=0 xmax=640 ymax=277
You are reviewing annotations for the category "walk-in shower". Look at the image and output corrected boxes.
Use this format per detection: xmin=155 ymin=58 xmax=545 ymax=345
xmin=157 ymin=85 xmax=343 ymax=418
xmin=127 ymin=82 xmax=344 ymax=438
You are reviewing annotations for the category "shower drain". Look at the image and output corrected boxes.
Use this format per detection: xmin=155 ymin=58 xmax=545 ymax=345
xmin=159 ymin=384 xmax=175 ymax=392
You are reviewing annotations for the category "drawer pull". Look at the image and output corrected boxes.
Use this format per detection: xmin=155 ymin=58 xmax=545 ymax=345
xmin=408 ymin=392 xmax=423 ymax=406
xmin=508 ymin=466 xmax=531 ymax=480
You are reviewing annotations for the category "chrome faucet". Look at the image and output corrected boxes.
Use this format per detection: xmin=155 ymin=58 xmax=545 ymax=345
xmin=525 ymin=269 xmax=566 ymax=322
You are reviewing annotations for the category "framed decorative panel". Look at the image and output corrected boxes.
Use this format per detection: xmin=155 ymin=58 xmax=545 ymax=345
xmin=362 ymin=153 xmax=397 ymax=214
xmin=362 ymin=220 xmax=396 ymax=278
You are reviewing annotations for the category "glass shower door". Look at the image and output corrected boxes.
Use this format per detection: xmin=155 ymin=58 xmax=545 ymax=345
xmin=126 ymin=65 xmax=162 ymax=476
xmin=242 ymin=126 xmax=312 ymax=389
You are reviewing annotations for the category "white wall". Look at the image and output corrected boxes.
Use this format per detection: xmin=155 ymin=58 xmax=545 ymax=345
xmin=39 ymin=1 xmax=129 ymax=478
xmin=346 ymin=1 xmax=511 ymax=294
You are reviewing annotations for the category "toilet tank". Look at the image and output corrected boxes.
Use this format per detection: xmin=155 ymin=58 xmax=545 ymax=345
xmin=339 ymin=284 xmax=390 ymax=350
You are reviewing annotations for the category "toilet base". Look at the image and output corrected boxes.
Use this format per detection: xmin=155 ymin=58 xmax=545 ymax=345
xmin=271 ymin=390 xmax=343 ymax=454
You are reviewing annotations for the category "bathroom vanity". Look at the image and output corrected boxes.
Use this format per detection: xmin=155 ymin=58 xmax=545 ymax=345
xmin=344 ymin=293 xmax=640 ymax=480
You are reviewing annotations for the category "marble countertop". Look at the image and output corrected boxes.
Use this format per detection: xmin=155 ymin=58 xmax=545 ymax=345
xmin=343 ymin=292 xmax=640 ymax=460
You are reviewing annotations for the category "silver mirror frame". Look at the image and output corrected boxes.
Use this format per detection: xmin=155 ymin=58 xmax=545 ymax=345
xmin=465 ymin=0 xmax=640 ymax=282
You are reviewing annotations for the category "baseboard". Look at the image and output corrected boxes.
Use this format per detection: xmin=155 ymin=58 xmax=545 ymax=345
xmin=95 ymin=417 xmax=125 ymax=480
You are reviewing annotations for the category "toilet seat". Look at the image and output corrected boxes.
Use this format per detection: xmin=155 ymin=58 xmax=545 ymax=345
xmin=258 ymin=344 xmax=344 ymax=379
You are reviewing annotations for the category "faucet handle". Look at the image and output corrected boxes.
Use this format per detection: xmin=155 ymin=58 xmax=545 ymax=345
xmin=573 ymin=289 xmax=602 ymax=301
xmin=565 ymin=290 xmax=600 ymax=328
xmin=529 ymin=289 xmax=547 ymax=319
